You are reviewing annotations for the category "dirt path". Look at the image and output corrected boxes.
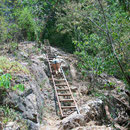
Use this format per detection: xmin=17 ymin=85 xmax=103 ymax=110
xmin=40 ymin=116 xmax=60 ymax=130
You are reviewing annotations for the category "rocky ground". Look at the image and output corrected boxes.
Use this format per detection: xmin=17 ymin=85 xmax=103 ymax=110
xmin=0 ymin=42 xmax=129 ymax=130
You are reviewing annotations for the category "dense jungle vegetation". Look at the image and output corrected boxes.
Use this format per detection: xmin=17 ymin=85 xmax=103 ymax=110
xmin=0 ymin=0 xmax=129 ymax=87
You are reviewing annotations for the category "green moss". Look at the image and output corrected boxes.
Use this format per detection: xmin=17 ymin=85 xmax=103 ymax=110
xmin=0 ymin=56 xmax=29 ymax=74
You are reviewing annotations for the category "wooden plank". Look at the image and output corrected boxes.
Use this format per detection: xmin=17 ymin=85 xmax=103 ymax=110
xmin=57 ymin=89 xmax=69 ymax=91
xmin=58 ymin=94 xmax=71 ymax=96
xmin=61 ymin=106 xmax=76 ymax=109
xmin=54 ymin=79 xmax=66 ymax=82
xmin=48 ymin=56 xmax=56 ymax=58
xmin=62 ymin=111 xmax=76 ymax=118
xmin=49 ymin=78 xmax=66 ymax=82
xmin=55 ymin=84 xmax=68 ymax=86
xmin=48 ymin=58 xmax=54 ymax=60
xmin=60 ymin=99 xmax=74 ymax=102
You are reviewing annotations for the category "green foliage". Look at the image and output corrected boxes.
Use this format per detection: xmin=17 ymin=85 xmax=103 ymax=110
xmin=0 ymin=0 xmax=44 ymax=43
xmin=104 ymin=82 xmax=115 ymax=89
xmin=70 ymin=0 xmax=130 ymax=84
xmin=0 ymin=57 xmax=28 ymax=92
xmin=92 ymin=91 xmax=106 ymax=100
xmin=74 ymin=33 xmax=105 ymax=78
xmin=9 ymin=42 xmax=18 ymax=52
xmin=8 ymin=23 xmax=20 ymax=41
xmin=0 ymin=16 xmax=8 ymax=43
xmin=0 ymin=69 xmax=3 ymax=73
xmin=0 ymin=73 xmax=12 ymax=89
xmin=64 ymin=69 xmax=69 ymax=76
xmin=12 ymin=84 xmax=25 ymax=91
xmin=116 ymin=86 xmax=121 ymax=93
xmin=0 ymin=73 xmax=25 ymax=92
xmin=16 ymin=7 xmax=42 ymax=41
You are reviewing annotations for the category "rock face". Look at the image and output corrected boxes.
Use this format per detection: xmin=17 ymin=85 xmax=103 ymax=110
xmin=2 ymin=45 xmax=50 ymax=130
xmin=59 ymin=99 xmax=105 ymax=130
xmin=69 ymin=64 xmax=77 ymax=80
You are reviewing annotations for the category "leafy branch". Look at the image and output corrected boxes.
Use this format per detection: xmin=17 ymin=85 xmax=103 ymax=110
xmin=0 ymin=72 xmax=24 ymax=92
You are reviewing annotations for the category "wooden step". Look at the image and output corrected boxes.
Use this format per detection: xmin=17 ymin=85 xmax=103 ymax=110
xmin=49 ymin=78 xmax=66 ymax=82
xmin=60 ymin=99 xmax=74 ymax=102
xmin=54 ymin=79 xmax=66 ymax=82
xmin=62 ymin=111 xmax=76 ymax=118
xmin=48 ymin=58 xmax=54 ymax=60
xmin=48 ymin=58 xmax=53 ymax=60
xmin=55 ymin=84 xmax=68 ymax=86
xmin=61 ymin=106 xmax=76 ymax=109
xmin=57 ymin=89 xmax=69 ymax=91
xmin=58 ymin=94 xmax=71 ymax=96
xmin=48 ymin=56 xmax=56 ymax=59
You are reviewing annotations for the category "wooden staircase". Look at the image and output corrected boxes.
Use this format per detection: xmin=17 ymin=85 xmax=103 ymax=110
xmin=44 ymin=40 xmax=80 ymax=118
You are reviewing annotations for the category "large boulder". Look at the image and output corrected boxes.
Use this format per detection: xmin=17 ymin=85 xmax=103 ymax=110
xmin=80 ymin=99 xmax=105 ymax=123
xmin=59 ymin=114 xmax=84 ymax=130
xmin=59 ymin=99 xmax=105 ymax=130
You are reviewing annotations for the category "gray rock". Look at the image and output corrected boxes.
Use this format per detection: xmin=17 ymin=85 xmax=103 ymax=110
xmin=4 ymin=122 xmax=20 ymax=130
xmin=80 ymin=99 xmax=104 ymax=122
xmin=70 ymin=64 xmax=77 ymax=80
xmin=71 ymin=86 xmax=77 ymax=92
xmin=79 ymin=86 xmax=88 ymax=95
xmin=59 ymin=99 xmax=105 ymax=130
xmin=20 ymin=51 xmax=29 ymax=58
xmin=59 ymin=114 xmax=84 ymax=130
xmin=27 ymin=120 xmax=39 ymax=130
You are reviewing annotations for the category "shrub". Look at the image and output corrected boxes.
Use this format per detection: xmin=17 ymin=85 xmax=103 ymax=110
xmin=8 ymin=42 xmax=18 ymax=53
xmin=0 ymin=56 xmax=29 ymax=74
xmin=0 ymin=72 xmax=25 ymax=92
xmin=0 ymin=16 xmax=8 ymax=43
xmin=0 ymin=73 xmax=12 ymax=89
xmin=16 ymin=7 xmax=42 ymax=41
